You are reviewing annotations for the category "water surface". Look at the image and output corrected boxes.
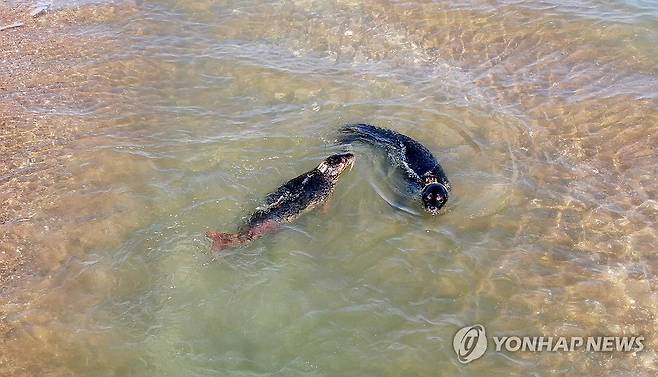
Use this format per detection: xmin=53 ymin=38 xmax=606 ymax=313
xmin=1 ymin=0 xmax=656 ymax=376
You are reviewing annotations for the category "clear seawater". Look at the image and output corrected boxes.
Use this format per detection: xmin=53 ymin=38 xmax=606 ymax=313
xmin=2 ymin=0 xmax=656 ymax=376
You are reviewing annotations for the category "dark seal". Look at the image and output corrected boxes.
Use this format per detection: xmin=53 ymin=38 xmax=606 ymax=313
xmin=207 ymin=153 xmax=355 ymax=251
xmin=339 ymin=123 xmax=450 ymax=215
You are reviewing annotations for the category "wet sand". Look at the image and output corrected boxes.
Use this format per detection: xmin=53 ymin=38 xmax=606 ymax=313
xmin=0 ymin=2 xmax=134 ymax=375
xmin=1 ymin=1 xmax=124 ymax=284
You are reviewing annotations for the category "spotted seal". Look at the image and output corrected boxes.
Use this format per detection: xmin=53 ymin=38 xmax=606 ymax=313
xmin=339 ymin=124 xmax=450 ymax=214
xmin=207 ymin=153 xmax=355 ymax=251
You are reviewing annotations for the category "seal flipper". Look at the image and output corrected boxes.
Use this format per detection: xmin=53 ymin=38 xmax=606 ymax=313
xmin=206 ymin=231 xmax=243 ymax=251
xmin=206 ymin=221 xmax=278 ymax=251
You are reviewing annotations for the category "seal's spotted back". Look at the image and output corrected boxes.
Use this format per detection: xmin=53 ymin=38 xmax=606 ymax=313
xmin=207 ymin=153 xmax=355 ymax=251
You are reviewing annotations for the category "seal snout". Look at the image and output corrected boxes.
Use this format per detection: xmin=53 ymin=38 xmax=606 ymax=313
xmin=344 ymin=153 xmax=356 ymax=171
xmin=320 ymin=152 xmax=355 ymax=177
xmin=421 ymin=183 xmax=449 ymax=215
xmin=343 ymin=153 xmax=356 ymax=174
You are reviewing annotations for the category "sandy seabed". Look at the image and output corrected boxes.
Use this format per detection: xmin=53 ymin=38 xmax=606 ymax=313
xmin=1 ymin=2 xmax=136 ymax=375
xmin=1 ymin=1 xmax=656 ymax=376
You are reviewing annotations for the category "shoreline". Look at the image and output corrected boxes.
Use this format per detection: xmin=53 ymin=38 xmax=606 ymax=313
xmin=1 ymin=3 xmax=135 ymax=375
xmin=1 ymin=3 xmax=70 ymax=293
xmin=1 ymin=2 xmax=96 ymax=292
xmin=1 ymin=1 xmax=136 ymax=291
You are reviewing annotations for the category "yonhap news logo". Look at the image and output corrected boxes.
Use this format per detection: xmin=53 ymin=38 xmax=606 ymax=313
xmin=453 ymin=324 xmax=488 ymax=364
xmin=453 ymin=324 xmax=645 ymax=364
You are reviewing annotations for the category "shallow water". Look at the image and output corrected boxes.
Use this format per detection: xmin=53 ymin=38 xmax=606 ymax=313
xmin=1 ymin=0 xmax=657 ymax=376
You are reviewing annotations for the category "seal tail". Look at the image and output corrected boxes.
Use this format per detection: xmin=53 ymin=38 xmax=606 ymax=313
xmin=206 ymin=221 xmax=278 ymax=252
xmin=206 ymin=231 xmax=244 ymax=251
xmin=338 ymin=123 xmax=399 ymax=147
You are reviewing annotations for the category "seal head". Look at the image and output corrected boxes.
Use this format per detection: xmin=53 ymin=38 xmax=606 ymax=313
xmin=317 ymin=152 xmax=355 ymax=181
xmin=421 ymin=182 xmax=449 ymax=215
